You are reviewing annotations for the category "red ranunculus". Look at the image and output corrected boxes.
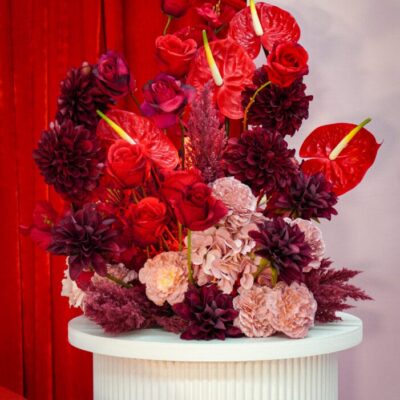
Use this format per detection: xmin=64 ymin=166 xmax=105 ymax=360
xmin=128 ymin=197 xmax=167 ymax=246
xmin=265 ymin=42 xmax=309 ymax=88
xmin=161 ymin=170 xmax=227 ymax=231
xmin=155 ymin=34 xmax=197 ymax=78
xmin=107 ymin=140 xmax=151 ymax=188
xmin=140 ymin=73 xmax=194 ymax=129
xmin=94 ymin=51 xmax=134 ymax=97
xmin=161 ymin=0 xmax=190 ymax=18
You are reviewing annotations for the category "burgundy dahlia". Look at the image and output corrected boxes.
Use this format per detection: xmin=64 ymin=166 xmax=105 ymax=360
xmin=266 ymin=171 xmax=338 ymax=221
xmin=48 ymin=204 xmax=120 ymax=280
xmin=242 ymin=68 xmax=313 ymax=137
xmin=172 ymin=285 xmax=243 ymax=340
xmin=84 ymin=281 xmax=155 ymax=334
xmin=222 ymin=127 xmax=299 ymax=196
xmin=249 ymin=217 xmax=312 ymax=284
xmin=33 ymin=120 xmax=105 ymax=203
xmin=56 ymin=63 xmax=112 ymax=130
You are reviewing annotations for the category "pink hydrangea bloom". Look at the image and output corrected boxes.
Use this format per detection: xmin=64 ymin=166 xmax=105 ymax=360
xmin=233 ymin=285 xmax=275 ymax=338
xmin=265 ymin=281 xmax=317 ymax=338
xmin=139 ymin=252 xmax=188 ymax=306
xmin=286 ymin=218 xmax=325 ymax=272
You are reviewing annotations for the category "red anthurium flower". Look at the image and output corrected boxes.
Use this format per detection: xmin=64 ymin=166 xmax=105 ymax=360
xmin=299 ymin=119 xmax=381 ymax=195
xmin=228 ymin=1 xmax=300 ymax=59
xmin=97 ymin=109 xmax=179 ymax=170
xmin=187 ymin=37 xmax=255 ymax=119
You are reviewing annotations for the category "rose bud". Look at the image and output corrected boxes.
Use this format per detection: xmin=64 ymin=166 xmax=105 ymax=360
xmin=264 ymin=42 xmax=309 ymax=88
xmin=161 ymin=0 xmax=190 ymax=18
xmin=160 ymin=170 xmax=228 ymax=231
xmin=155 ymin=34 xmax=197 ymax=78
xmin=140 ymin=73 xmax=194 ymax=129
xmin=128 ymin=197 xmax=168 ymax=246
xmin=107 ymin=140 xmax=151 ymax=188
xmin=94 ymin=51 xmax=134 ymax=98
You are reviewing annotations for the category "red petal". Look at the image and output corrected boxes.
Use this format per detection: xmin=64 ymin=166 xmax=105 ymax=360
xmin=300 ymin=123 xmax=380 ymax=195
xmin=97 ymin=110 xmax=179 ymax=170
xmin=228 ymin=3 xmax=300 ymax=59
xmin=187 ymin=38 xmax=255 ymax=119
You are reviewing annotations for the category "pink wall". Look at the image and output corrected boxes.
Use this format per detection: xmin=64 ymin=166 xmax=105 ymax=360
xmin=258 ymin=0 xmax=400 ymax=398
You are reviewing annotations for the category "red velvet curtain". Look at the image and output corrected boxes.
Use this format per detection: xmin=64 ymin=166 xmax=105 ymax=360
xmin=0 ymin=1 xmax=243 ymax=397
xmin=0 ymin=1 xmax=183 ymax=399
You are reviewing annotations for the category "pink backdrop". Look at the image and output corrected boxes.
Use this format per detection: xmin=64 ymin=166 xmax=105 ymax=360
xmin=261 ymin=0 xmax=400 ymax=399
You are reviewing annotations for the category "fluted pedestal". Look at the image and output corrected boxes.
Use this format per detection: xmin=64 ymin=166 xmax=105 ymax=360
xmin=69 ymin=313 xmax=362 ymax=400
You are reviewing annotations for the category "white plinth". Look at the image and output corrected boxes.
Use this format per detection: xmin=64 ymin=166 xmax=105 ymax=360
xmin=69 ymin=313 xmax=362 ymax=400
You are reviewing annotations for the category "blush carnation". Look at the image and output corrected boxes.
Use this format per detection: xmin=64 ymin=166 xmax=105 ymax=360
xmin=265 ymin=281 xmax=317 ymax=338
xmin=211 ymin=177 xmax=257 ymax=215
xmin=139 ymin=252 xmax=188 ymax=306
xmin=61 ymin=267 xmax=85 ymax=309
xmin=233 ymin=285 xmax=276 ymax=338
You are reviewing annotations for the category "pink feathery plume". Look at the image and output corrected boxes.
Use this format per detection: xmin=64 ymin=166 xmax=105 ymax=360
xmin=305 ymin=258 xmax=372 ymax=323
xmin=187 ymin=82 xmax=226 ymax=183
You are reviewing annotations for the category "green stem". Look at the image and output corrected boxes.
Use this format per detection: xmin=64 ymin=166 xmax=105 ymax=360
xmin=163 ymin=15 xmax=173 ymax=35
xmin=225 ymin=118 xmax=230 ymax=138
xmin=243 ymin=81 xmax=271 ymax=129
xmin=187 ymin=229 xmax=194 ymax=284
xmin=179 ymin=120 xmax=186 ymax=170
xmin=178 ymin=222 xmax=183 ymax=251
xmin=161 ymin=234 xmax=170 ymax=251
xmin=130 ymin=91 xmax=142 ymax=113
xmin=106 ymin=273 xmax=132 ymax=289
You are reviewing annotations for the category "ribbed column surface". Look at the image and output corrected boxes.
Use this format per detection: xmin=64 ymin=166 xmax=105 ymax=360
xmin=93 ymin=354 xmax=338 ymax=400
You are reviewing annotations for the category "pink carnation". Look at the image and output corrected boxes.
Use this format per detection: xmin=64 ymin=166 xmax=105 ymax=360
xmin=211 ymin=177 xmax=257 ymax=214
xmin=139 ymin=252 xmax=188 ymax=306
xmin=265 ymin=281 xmax=317 ymax=338
xmin=233 ymin=285 xmax=275 ymax=338
xmin=287 ymin=218 xmax=325 ymax=272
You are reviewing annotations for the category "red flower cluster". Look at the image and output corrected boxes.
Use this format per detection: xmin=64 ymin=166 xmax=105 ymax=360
xmin=27 ymin=0 xmax=378 ymax=341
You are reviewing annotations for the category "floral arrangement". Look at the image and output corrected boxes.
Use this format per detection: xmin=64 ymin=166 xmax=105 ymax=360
xmin=24 ymin=0 xmax=380 ymax=341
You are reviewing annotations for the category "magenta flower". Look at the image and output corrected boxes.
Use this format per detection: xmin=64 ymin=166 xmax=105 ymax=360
xmin=140 ymin=73 xmax=194 ymax=129
xmin=94 ymin=51 xmax=134 ymax=98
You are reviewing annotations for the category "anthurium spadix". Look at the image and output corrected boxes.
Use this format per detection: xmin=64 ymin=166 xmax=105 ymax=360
xmin=187 ymin=35 xmax=255 ymax=119
xmin=249 ymin=0 xmax=263 ymax=36
xmin=202 ymin=30 xmax=223 ymax=87
xmin=300 ymin=118 xmax=380 ymax=195
xmin=96 ymin=109 xmax=179 ymax=170
xmin=228 ymin=2 xmax=301 ymax=59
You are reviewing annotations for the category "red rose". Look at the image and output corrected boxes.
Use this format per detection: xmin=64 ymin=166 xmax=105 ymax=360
xmin=175 ymin=25 xmax=217 ymax=46
xmin=155 ymin=34 xmax=197 ymax=78
xmin=94 ymin=51 xmax=134 ymax=97
xmin=140 ymin=73 xmax=194 ymax=129
xmin=107 ymin=140 xmax=151 ymax=188
xmin=128 ymin=197 xmax=167 ymax=246
xmin=265 ymin=42 xmax=309 ymax=88
xmin=161 ymin=0 xmax=190 ymax=18
xmin=161 ymin=170 xmax=227 ymax=231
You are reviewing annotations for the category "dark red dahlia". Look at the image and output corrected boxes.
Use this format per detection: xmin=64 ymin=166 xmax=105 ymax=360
xmin=266 ymin=171 xmax=338 ymax=221
xmin=172 ymin=285 xmax=243 ymax=340
xmin=222 ymin=127 xmax=299 ymax=196
xmin=56 ymin=63 xmax=112 ymax=130
xmin=242 ymin=68 xmax=313 ymax=137
xmin=249 ymin=217 xmax=312 ymax=284
xmin=304 ymin=258 xmax=372 ymax=323
xmin=48 ymin=204 xmax=120 ymax=280
xmin=33 ymin=119 xmax=105 ymax=203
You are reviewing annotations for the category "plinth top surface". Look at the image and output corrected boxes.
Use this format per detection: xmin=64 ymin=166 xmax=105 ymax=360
xmin=69 ymin=312 xmax=362 ymax=362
